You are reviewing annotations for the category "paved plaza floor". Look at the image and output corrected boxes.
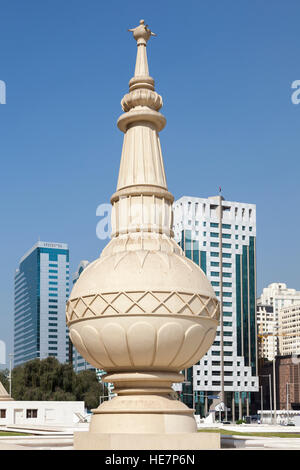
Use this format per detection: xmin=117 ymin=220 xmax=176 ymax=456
xmin=1 ymin=423 xmax=300 ymax=450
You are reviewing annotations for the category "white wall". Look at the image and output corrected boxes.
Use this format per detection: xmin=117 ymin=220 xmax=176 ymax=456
xmin=0 ymin=401 xmax=85 ymax=426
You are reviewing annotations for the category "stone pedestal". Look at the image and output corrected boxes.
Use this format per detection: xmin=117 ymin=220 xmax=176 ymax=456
xmin=74 ymin=432 xmax=220 ymax=450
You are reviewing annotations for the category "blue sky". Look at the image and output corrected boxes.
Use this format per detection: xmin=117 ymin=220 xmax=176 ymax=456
xmin=0 ymin=0 xmax=299 ymax=364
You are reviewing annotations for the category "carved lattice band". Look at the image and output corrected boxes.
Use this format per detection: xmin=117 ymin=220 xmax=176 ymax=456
xmin=66 ymin=290 xmax=219 ymax=324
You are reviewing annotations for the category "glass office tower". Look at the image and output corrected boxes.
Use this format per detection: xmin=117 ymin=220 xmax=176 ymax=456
xmin=173 ymin=195 xmax=258 ymax=419
xmin=14 ymin=241 xmax=69 ymax=366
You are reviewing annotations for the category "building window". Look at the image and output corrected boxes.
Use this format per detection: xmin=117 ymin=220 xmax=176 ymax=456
xmin=211 ymin=272 xmax=219 ymax=277
xmin=211 ymin=262 xmax=219 ymax=267
xmin=222 ymin=243 xmax=231 ymax=248
xmin=222 ymin=224 xmax=231 ymax=229
xmin=223 ymin=253 xmax=231 ymax=258
xmin=26 ymin=409 xmax=38 ymax=419
xmin=211 ymin=252 xmax=219 ymax=257
xmin=210 ymin=232 xmax=218 ymax=238
xmin=222 ymin=233 xmax=231 ymax=239
xmin=210 ymin=242 xmax=219 ymax=247
xmin=0 ymin=410 xmax=6 ymax=419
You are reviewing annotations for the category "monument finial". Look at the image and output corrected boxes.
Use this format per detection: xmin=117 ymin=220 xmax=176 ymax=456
xmin=128 ymin=19 xmax=156 ymax=45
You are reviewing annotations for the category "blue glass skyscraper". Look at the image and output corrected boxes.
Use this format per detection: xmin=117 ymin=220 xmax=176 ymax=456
xmin=14 ymin=241 xmax=70 ymax=366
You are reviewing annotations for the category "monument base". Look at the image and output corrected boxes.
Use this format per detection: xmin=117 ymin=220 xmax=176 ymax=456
xmin=74 ymin=432 xmax=220 ymax=450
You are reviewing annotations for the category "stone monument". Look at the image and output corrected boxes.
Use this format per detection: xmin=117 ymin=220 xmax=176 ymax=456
xmin=0 ymin=381 xmax=13 ymax=401
xmin=67 ymin=20 xmax=220 ymax=450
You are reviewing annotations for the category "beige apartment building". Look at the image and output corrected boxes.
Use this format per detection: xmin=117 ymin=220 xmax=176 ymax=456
xmin=279 ymin=304 xmax=300 ymax=356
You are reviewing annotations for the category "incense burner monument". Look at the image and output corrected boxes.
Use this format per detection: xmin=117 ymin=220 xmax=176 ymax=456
xmin=67 ymin=20 xmax=220 ymax=449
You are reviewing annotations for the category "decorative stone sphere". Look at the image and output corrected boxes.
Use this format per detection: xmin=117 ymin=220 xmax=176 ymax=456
xmin=66 ymin=234 xmax=219 ymax=373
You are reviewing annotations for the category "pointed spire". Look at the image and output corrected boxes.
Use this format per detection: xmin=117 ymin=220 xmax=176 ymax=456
xmin=110 ymin=21 xmax=174 ymax=238
xmin=128 ymin=19 xmax=156 ymax=79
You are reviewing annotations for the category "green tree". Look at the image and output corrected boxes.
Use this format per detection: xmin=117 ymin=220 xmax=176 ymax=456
xmin=11 ymin=357 xmax=107 ymax=410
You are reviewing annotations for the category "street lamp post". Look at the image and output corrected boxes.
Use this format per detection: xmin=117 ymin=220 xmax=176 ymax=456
xmin=218 ymin=195 xmax=225 ymax=422
xmin=260 ymin=374 xmax=272 ymax=423
xmin=273 ymin=356 xmax=277 ymax=425
xmin=260 ymin=385 xmax=263 ymax=423
xmin=8 ymin=353 xmax=14 ymax=397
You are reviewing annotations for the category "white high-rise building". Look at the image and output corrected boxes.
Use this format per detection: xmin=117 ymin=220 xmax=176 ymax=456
xmin=173 ymin=195 xmax=259 ymax=418
xmin=257 ymin=283 xmax=300 ymax=359
xmin=258 ymin=283 xmax=300 ymax=316
xmin=14 ymin=241 xmax=70 ymax=366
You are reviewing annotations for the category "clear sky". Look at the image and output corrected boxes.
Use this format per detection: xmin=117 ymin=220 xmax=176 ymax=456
xmin=0 ymin=0 xmax=299 ymax=365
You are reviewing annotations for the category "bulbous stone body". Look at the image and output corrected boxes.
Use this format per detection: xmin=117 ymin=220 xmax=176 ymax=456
xmin=67 ymin=234 xmax=219 ymax=374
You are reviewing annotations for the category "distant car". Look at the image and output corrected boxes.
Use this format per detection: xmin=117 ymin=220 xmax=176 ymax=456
xmin=222 ymin=421 xmax=231 ymax=424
